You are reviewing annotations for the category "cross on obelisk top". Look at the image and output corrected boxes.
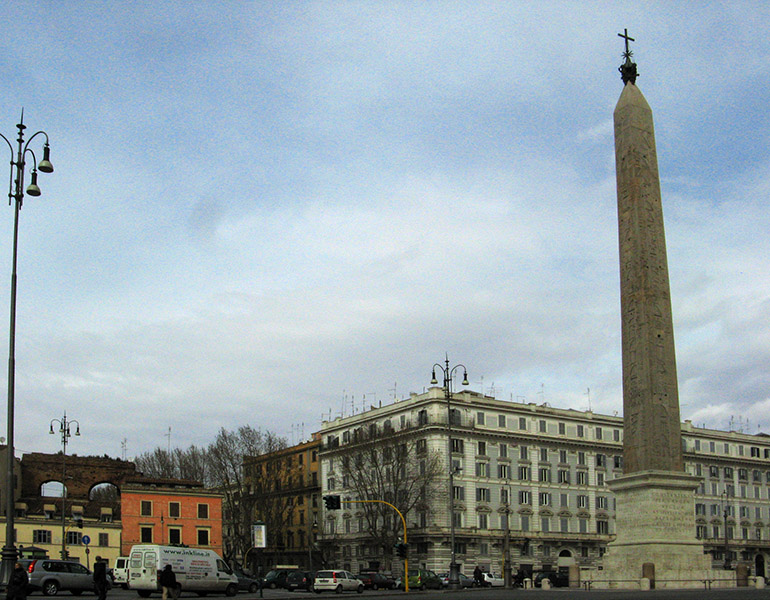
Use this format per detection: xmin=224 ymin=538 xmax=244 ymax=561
xmin=618 ymin=28 xmax=635 ymax=58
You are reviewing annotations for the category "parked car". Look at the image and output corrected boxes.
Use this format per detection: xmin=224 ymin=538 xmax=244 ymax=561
xmin=357 ymin=571 xmax=395 ymax=590
xmin=397 ymin=569 xmax=442 ymax=591
xmin=312 ymin=570 xmax=364 ymax=594
xmin=20 ymin=559 xmax=100 ymax=596
xmin=234 ymin=569 xmax=260 ymax=593
xmin=262 ymin=569 xmax=293 ymax=589
xmin=438 ymin=572 xmax=475 ymax=588
xmin=482 ymin=572 xmax=504 ymax=587
xmin=285 ymin=570 xmax=314 ymax=592
xmin=111 ymin=556 xmax=129 ymax=589
xmin=534 ymin=570 xmax=569 ymax=588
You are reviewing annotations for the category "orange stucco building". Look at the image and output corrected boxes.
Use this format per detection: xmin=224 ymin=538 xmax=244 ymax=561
xmin=120 ymin=477 xmax=224 ymax=555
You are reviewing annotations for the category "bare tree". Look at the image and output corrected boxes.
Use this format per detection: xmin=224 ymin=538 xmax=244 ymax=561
xmin=336 ymin=428 xmax=444 ymax=568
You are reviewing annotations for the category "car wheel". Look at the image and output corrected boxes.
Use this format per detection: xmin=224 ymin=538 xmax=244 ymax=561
xmin=225 ymin=584 xmax=238 ymax=597
xmin=248 ymin=583 xmax=258 ymax=593
xmin=420 ymin=584 xmax=426 ymax=591
xmin=313 ymin=589 xmax=321 ymax=594
xmin=196 ymin=592 xmax=208 ymax=597
xmin=42 ymin=581 xmax=60 ymax=596
xmin=268 ymin=582 xmax=276 ymax=589
xmin=335 ymin=584 xmax=343 ymax=594
xmin=137 ymin=592 xmax=152 ymax=598
xmin=372 ymin=583 xmax=378 ymax=591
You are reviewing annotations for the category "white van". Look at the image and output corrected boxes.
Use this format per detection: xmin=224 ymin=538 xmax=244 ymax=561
xmin=112 ymin=556 xmax=129 ymax=588
xmin=128 ymin=545 xmax=238 ymax=597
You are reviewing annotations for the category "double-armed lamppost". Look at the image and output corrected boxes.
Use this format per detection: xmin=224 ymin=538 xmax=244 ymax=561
xmin=50 ymin=413 xmax=80 ymax=559
xmin=0 ymin=113 xmax=53 ymax=584
xmin=431 ymin=356 xmax=468 ymax=591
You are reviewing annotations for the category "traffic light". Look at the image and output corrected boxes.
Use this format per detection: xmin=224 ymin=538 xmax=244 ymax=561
xmin=396 ymin=543 xmax=408 ymax=558
xmin=323 ymin=495 xmax=341 ymax=510
xmin=75 ymin=517 xmax=83 ymax=529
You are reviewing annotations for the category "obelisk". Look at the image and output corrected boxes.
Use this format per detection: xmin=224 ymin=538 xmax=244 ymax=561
xmin=598 ymin=32 xmax=725 ymax=589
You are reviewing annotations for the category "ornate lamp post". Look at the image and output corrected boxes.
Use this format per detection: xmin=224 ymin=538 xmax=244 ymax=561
xmin=431 ymin=356 xmax=468 ymax=590
xmin=0 ymin=113 xmax=53 ymax=585
xmin=50 ymin=413 xmax=80 ymax=559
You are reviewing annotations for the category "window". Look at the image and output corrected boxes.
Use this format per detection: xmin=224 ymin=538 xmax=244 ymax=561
xmin=498 ymin=415 xmax=506 ymax=428
xmin=696 ymin=525 xmax=707 ymax=539
xmin=197 ymin=529 xmax=210 ymax=546
xmin=98 ymin=533 xmax=109 ymax=547
xmin=519 ymin=490 xmax=531 ymax=505
xmin=477 ymin=412 xmax=485 ymax=425
xmin=418 ymin=410 xmax=428 ymax=425
xmin=577 ymin=495 xmax=589 ymax=508
xmin=558 ymin=469 xmax=570 ymax=484
xmin=476 ymin=488 xmax=491 ymax=502
xmin=449 ymin=409 xmax=461 ymax=426
xmin=597 ymin=473 xmax=605 ymax=486
xmin=596 ymin=454 xmax=606 ymax=467
xmin=725 ymin=467 xmax=734 ymax=479
xmin=197 ymin=503 xmax=209 ymax=519
xmin=499 ymin=443 xmax=508 ymax=458
xmin=597 ymin=496 xmax=608 ymax=510
xmin=520 ymin=515 xmax=530 ymax=532
xmin=709 ymin=465 xmax=719 ymax=478
xmin=613 ymin=455 xmax=623 ymax=469
xmin=540 ymin=448 xmax=548 ymax=461
xmin=539 ymin=492 xmax=551 ymax=506
xmin=169 ymin=528 xmax=181 ymax=545
xmin=559 ymin=422 xmax=566 ymax=435
xmin=559 ymin=450 xmax=568 ymax=463
xmin=500 ymin=488 xmax=510 ymax=503
xmin=451 ymin=438 xmax=464 ymax=453
xmin=579 ymin=518 xmax=588 ymax=533
xmin=478 ymin=514 xmax=488 ymax=529
xmin=169 ymin=502 xmax=180 ymax=518
xmin=695 ymin=503 xmax=706 ymax=516
xmin=539 ymin=420 xmax=547 ymax=433
xmin=33 ymin=530 xmax=51 ymax=544
xmin=141 ymin=527 xmax=153 ymax=543
xmin=614 ymin=429 xmax=620 ymax=442
xmin=597 ymin=520 xmax=609 ymax=534
xmin=498 ymin=464 xmax=510 ymax=479
xmin=751 ymin=446 xmax=760 ymax=458
xmin=476 ymin=462 xmax=490 ymax=477
xmin=577 ymin=425 xmax=584 ymax=438
xmin=477 ymin=441 xmax=487 ymax=456
xmin=452 ymin=512 xmax=463 ymax=527
xmin=541 ymin=517 xmax=550 ymax=532
xmin=453 ymin=486 xmax=465 ymax=501
xmin=519 ymin=445 xmax=528 ymax=460
xmin=561 ymin=518 xmax=569 ymax=533
xmin=539 ymin=467 xmax=551 ymax=482
xmin=518 ymin=417 xmax=526 ymax=430
xmin=596 ymin=427 xmax=603 ymax=440
xmin=578 ymin=451 xmax=586 ymax=465
xmin=560 ymin=493 xmax=569 ymax=507
xmin=416 ymin=439 xmax=427 ymax=454
xmin=518 ymin=466 xmax=531 ymax=481
xmin=576 ymin=471 xmax=588 ymax=485
xmin=140 ymin=501 xmax=152 ymax=516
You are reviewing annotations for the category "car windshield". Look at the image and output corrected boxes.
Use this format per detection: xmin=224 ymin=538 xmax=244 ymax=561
xmin=316 ymin=571 xmax=334 ymax=578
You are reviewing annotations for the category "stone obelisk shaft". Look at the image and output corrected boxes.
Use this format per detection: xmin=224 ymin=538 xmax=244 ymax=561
xmin=615 ymin=82 xmax=684 ymax=473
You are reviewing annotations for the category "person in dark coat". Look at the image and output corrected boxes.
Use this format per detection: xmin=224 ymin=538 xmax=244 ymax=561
xmin=473 ymin=566 xmax=483 ymax=587
xmin=159 ymin=565 xmax=177 ymax=600
xmin=93 ymin=556 xmax=108 ymax=600
xmin=7 ymin=562 xmax=28 ymax=600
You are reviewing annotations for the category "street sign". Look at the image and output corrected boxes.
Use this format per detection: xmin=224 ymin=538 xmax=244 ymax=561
xmin=82 ymin=535 xmax=91 ymax=546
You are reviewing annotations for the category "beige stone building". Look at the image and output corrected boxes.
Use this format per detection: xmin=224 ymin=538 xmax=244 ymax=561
xmin=318 ymin=387 xmax=770 ymax=580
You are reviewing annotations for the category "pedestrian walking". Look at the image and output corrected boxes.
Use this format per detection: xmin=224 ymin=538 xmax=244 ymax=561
xmin=93 ymin=556 xmax=109 ymax=600
xmin=160 ymin=564 xmax=177 ymax=600
xmin=7 ymin=561 xmax=28 ymax=600
xmin=473 ymin=565 xmax=483 ymax=587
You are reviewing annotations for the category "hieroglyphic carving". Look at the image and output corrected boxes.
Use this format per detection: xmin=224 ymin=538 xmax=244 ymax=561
xmin=614 ymin=83 xmax=684 ymax=473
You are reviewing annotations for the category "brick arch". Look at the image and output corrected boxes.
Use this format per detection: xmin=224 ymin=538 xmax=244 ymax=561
xmin=21 ymin=453 xmax=138 ymax=501
xmin=89 ymin=481 xmax=121 ymax=500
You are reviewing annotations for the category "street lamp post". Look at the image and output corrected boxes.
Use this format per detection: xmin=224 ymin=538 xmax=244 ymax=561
xmin=503 ymin=486 xmax=511 ymax=588
xmin=721 ymin=490 xmax=731 ymax=570
xmin=431 ymin=356 xmax=468 ymax=591
xmin=50 ymin=413 xmax=80 ymax=559
xmin=0 ymin=113 xmax=53 ymax=585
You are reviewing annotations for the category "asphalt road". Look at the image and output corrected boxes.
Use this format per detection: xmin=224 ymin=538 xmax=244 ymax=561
xmin=59 ymin=586 xmax=770 ymax=600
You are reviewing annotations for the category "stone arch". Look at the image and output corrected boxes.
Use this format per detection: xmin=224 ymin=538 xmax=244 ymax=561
xmin=558 ymin=549 xmax=572 ymax=557
xmin=756 ymin=553 xmax=766 ymax=579
xmin=89 ymin=482 xmax=120 ymax=501
xmin=40 ymin=479 xmax=66 ymax=497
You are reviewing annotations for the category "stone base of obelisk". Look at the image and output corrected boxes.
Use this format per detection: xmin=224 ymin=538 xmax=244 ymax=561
xmin=592 ymin=471 xmax=733 ymax=589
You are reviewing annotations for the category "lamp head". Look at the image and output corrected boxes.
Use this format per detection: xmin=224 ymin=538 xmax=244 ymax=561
xmin=26 ymin=170 xmax=41 ymax=196
xmin=430 ymin=370 xmax=438 ymax=385
xmin=38 ymin=144 xmax=53 ymax=173
xmin=49 ymin=424 xmax=54 ymax=434
xmin=75 ymin=425 xmax=80 ymax=436
xmin=462 ymin=371 xmax=469 ymax=386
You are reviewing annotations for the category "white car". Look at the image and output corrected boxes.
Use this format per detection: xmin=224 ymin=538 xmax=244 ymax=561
xmin=483 ymin=572 xmax=505 ymax=587
xmin=313 ymin=570 xmax=364 ymax=594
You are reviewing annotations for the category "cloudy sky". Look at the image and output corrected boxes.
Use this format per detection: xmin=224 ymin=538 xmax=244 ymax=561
xmin=1 ymin=1 xmax=768 ymax=460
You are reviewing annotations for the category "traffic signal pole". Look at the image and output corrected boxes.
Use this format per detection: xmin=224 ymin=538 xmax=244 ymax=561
xmin=327 ymin=497 xmax=409 ymax=593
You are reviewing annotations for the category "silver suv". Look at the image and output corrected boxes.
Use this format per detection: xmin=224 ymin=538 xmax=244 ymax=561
xmin=20 ymin=559 xmax=99 ymax=596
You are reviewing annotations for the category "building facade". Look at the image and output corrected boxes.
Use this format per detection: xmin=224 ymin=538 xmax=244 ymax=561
xmin=242 ymin=434 xmax=321 ymax=574
xmin=318 ymin=387 xmax=770 ymax=579
xmin=120 ymin=478 xmax=224 ymax=555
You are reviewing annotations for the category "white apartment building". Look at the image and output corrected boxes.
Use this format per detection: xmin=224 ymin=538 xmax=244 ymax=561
xmin=318 ymin=387 xmax=770 ymax=579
